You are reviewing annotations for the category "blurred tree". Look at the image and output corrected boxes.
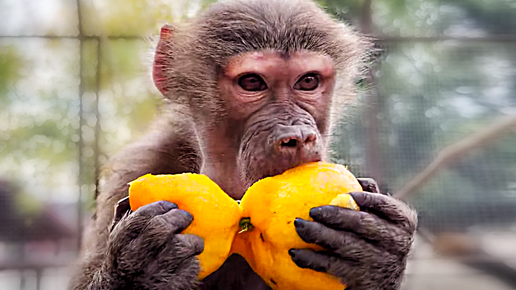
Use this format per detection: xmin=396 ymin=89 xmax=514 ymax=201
xmin=328 ymin=0 xmax=516 ymax=232
xmin=0 ymin=0 xmax=515 ymax=245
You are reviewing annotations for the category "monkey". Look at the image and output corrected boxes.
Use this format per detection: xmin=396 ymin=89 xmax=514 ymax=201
xmin=69 ymin=0 xmax=417 ymax=289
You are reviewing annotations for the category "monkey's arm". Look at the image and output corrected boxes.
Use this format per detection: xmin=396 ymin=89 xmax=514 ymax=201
xmin=290 ymin=182 xmax=417 ymax=290
xmin=69 ymin=110 xmax=202 ymax=290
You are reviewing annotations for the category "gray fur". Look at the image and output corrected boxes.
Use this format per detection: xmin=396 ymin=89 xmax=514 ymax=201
xmin=69 ymin=1 xmax=415 ymax=290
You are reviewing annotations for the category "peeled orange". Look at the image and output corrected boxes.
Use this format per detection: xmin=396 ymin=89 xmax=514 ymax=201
xmin=128 ymin=173 xmax=242 ymax=279
xmin=232 ymin=162 xmax=362 ymax=290
xmin=127 ymin=162 xmax=362 ymax=288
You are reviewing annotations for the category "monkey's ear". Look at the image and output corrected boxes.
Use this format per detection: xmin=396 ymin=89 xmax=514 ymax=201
xmin=153 ymin=24 xmax=175 ymax=95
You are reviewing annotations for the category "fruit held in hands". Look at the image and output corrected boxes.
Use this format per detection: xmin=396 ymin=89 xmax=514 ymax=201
xmin=127 ymin=162 xmax=362 ymax=288
xmin=128 ymin=173 xmax=242 ymax=279
xmin=233 ymin=162 xmax=362 ymax=290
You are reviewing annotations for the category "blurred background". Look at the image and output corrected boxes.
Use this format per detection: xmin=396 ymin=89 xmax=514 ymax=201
xmin=0 ymin=0 xmax=515 ymax=289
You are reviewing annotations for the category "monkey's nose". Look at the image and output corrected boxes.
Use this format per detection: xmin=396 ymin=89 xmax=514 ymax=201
xmin=276 ymin=129 xmax=317 ymax=150
xmin=271 ymin=126 xmax=322 ymax=171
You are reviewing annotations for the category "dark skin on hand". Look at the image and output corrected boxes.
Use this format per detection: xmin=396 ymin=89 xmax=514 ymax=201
xmin=69 ymin=0 xmax=417 ymax=290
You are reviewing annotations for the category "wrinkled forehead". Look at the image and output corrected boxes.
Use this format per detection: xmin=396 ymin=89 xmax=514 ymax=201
xmin=223 ymin=50 xmax=335 ymax=79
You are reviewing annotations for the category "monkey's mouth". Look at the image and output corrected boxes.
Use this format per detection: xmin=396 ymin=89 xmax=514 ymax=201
xmin=239 ymin=129 xmax=324 ymax=194
xmin=262 ymin=156 xmax=322 ymax=180
xmin=238 ymin=156 xmax=322 ymax=200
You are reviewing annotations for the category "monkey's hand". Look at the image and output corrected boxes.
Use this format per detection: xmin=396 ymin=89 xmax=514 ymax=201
xmin=99 ymin=200 xmax=204 ymax=290
xmin=289 ymin=181 xmax=417 ymax=290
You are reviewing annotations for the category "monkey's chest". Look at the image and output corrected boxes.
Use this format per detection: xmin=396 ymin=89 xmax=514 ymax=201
xmin=200 ymin=254 xmax=271 ymax=290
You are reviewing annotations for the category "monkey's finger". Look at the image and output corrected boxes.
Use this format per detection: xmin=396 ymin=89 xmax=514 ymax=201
xmin=175 ymin=234 xmax=204 ymax=256
xmin=109 ymin=213 xmax=149 ymax=251
xmin=349 ymin=192 xmax=417 ymax=234
xmin=162 ymin=234 xmax=204 ymax=264
xmin=357 ymin=178 xmax=381 ymax=194
xmin=309 ymin=205 xmax=411 ymax=254
xmin=289 ymin=248 xmax=353 ymax=280
xmin=109 ymin=205 xmax=189 ymax=257
xmin=132 ymin=238 xmax=201 ymax=288
xmin=171 ymin=256 xmax=201 ymax=286
xmin=294 ymin=218 xmax=374 ymax=259
xmin=154 ymin=234 xmax=203 ymax=276
xmin=116 ymin=201 xmax=179 ymax=238
xmin=130 ymin=210 xmax=194 ymax=256
xmin=168 ymin=254 xmax=201 ymax=287
xmin=133 ymin=200 xmax=178 ymax=218
xmin=147 ymin=209 xmax=193 ymax=235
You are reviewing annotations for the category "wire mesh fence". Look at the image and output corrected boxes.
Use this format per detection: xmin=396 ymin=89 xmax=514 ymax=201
xmin=0 ymin=0 xmax=515 ymax=289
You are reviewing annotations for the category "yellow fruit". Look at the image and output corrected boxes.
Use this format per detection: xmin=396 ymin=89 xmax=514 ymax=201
xmin=233 ymin=162 xmax=362 ymax=290
xmin=126 ymin=162 xmax=362 ymax=288
xmin=330 ymin=193 xmax=360 ymax=210
xmin=128 ymin=173 xmax=242 ymax=279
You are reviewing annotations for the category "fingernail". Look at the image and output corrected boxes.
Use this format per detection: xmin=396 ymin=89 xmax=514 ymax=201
xmin=158 ymin=200 xmax=178 ymax=211
xmin=309 ymin=207 xmax=323 ymax=218
xmin=288 ymin=249 xmax=298 ymax=257
xmin=294 ymin=218 xmax=306 ymax=228
xmin=178 ymin=209 xmax=193 ymax=220
xmin=349 ymin=192 xmax=365 ymax=206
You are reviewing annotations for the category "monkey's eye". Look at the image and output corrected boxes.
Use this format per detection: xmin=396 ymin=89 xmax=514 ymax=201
xmin=294 ymin=73 xmax=320 ymax=91
xmin=238 ymin=74 xmax=268 ymax=91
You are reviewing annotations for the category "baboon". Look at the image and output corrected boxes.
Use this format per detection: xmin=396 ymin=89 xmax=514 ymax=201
xmin=69 ymin=0 xmax=417 ymax=289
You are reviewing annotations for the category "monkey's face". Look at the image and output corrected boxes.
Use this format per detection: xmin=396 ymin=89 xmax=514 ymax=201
xmin=218 ymin=50 xmax=336 ymax=188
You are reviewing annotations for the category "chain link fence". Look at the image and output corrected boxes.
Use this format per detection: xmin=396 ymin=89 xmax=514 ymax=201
xmin=0 ymin=0 xmax=515 ymax=289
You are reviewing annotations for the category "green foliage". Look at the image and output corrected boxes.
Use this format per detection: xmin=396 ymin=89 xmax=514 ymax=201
xmin=316 ymin=0 xmax=363 ymax=23
xmin=329 ymin=0 xmax=516 ymax=230
xmin=1 ymin=0 xmax=515 ymax=232
xmin=81 ymin=0 xmax=175 ymax=36
xmin=0 ymin=46 xmax=22 ymax=97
